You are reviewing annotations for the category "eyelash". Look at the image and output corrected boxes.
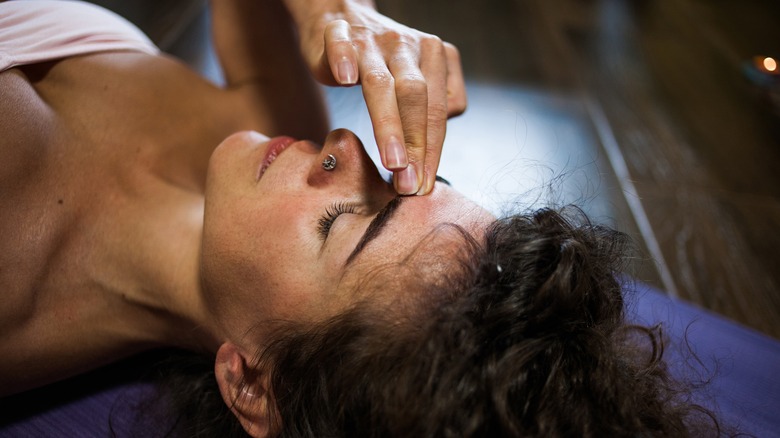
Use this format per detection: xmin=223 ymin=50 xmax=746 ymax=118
xmin=316 ymin=174 xmax=448 ymax=241
xmin=318 ymin=201 xmax=356 ymax=240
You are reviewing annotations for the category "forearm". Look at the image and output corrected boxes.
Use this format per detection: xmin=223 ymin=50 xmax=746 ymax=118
xmin=210 ymin=0 xmax=328 ymax=141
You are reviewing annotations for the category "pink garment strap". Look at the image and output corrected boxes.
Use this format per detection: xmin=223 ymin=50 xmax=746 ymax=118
xmin=0 ymin=0 xmax=159 ymax=72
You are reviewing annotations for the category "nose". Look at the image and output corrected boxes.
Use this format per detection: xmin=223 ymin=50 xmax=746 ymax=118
xmin=307 ymin=129 xmax=390 ymax=198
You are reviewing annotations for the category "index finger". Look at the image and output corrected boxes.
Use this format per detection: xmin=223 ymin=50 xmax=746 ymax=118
xmin=387 ymin=49 xmax=430 ymax=195
xmin=359 ymin=57 xmax=420 ymax=195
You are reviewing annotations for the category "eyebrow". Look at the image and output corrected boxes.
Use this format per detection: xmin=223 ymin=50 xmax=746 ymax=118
xmin=345 ymin=196 xmax=405 ymax=267
xmin=435 ymin=175 xmax=451 ymax=186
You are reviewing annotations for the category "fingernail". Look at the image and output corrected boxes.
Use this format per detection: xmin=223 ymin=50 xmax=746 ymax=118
xmin=337 ymin=57 xmax=356 ymax=85
xmin=416 ymin=170 xmax=432 ymax=196
xmin=385 ymin=138 xmax=407 ymax=169
xmin=395 ymin=164 xmax=418 ymax=195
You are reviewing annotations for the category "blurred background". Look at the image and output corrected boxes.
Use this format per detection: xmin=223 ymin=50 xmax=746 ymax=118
xmin=92 ymin=0 xmax=780 ymax=339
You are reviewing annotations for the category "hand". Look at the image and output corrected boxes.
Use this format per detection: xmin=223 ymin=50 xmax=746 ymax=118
xmin=287 ymin=0 xmax=467 ymax=195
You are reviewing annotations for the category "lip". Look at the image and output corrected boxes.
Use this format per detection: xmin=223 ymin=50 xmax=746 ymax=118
xmin=256 ymin=136 xmax=297 ymax=181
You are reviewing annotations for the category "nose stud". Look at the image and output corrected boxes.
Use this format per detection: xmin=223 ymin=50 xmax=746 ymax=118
xmin=322 ymin=154 xmax=337 ymax=171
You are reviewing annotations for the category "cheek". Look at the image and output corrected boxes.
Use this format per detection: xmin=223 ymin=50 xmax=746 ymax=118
xmin=203 ymin=196 xmax=331 ymax=321
xmin=251 ymin=201 xmax=367 ymax=321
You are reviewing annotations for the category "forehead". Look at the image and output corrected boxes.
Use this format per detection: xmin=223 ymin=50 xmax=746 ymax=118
xmin=389 ymin=184 xmax=494 ymax=244
xmin=341 ymin=184 xmax=494 ymax=288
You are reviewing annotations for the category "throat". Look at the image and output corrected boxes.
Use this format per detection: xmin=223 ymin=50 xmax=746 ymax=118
xmin=125 ymin=192 xmax=220 ymax=353
xmin=81 ymin=176 xmax=220 ymax=354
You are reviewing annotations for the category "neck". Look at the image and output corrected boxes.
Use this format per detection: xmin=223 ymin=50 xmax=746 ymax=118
xmin=117 ymin=188 xmax=225 ymax=355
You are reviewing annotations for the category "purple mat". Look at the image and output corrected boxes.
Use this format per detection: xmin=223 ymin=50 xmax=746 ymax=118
xmin=628 ymin=282 xmax=780 ymax=437
xmin=0 ymin=351 xmax=176 ymax=437
xmin=1 ymin=283 xmax=779 ymax=437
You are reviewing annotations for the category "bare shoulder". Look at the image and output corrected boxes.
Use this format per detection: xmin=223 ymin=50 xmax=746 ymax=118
xmin=0 ymin=68 xmax=58 ymax=389
xmin=0 ymin=67 xmax=58 ymax=187
xmin=0 ymin=62 xmax=154 ymax=396
xmin=0 ymin=54 xmax=232 ymax=395
xmin=0 ymin=67 xmax=58 ymax=330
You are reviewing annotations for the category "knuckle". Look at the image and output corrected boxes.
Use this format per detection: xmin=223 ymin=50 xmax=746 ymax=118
xmin=399 ymin=103 xmax=427 ymax=124
xmin=380 ymin=30 xmax=406 ymax=45
xmin=351 ymin=36 xmax=371 ymax=52
xmin=374 ymin=114 xmax=399 ymax=129
xmin=326 ymin=38 xmax=352 ymax=49
xmin=325 ymin=19 xmax=348 ymax=31
xmin=444 ymin=44 xmax=461 ymax=65
xmin=422 ymin=35 xmax=444 ymax=53
xmin=325 ymin=20 xmax=351 ymax=42
xmin=362 ymin=70 xmax=394 ymax=88
xmin=395 ymin=74 xmax=427 ymax=97
xmin=444 ymin=42 xmax=462 ymax=61
xmin=380 ymin=30 xmax=420 ymax=52
xmin=426 ymin=34 xmax=443 ymax=44
xmin=428 ymin=101 xmax=448 ymax=120
xmin=448 ymin=95 xmax=467 ymax=116
xmin=404 ymin=139 xmax=426 ymax=156
xmin=449 ymin=105 xmax=466 ymax=118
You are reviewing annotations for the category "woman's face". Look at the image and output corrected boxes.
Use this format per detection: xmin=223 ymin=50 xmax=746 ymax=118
xmin=201 ymin=129 xmax=493 ymax=341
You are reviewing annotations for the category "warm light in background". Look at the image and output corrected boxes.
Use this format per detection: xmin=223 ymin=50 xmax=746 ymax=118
xmin=763 ymin=57 xmax=777 ymax=72
xmin=753 ymin=56 xmax=779 ymax=75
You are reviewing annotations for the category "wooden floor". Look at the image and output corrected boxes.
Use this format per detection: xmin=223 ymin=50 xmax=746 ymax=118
xmin=94 ymin=0 xmax=780 ymax=339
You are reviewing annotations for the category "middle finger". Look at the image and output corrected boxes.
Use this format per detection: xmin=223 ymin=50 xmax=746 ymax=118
xmin=387 ymin=47 xmax=428 ymax=194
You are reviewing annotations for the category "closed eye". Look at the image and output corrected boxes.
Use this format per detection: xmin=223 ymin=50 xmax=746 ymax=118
xmin=317 ymin=201 xmax=357 ymax=241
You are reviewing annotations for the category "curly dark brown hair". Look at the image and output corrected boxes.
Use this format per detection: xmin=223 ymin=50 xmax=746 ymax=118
xmin=248 ymin=206 xmax=722 ymax=437
xmin=162 ymin=207 xmax=723 ymax=437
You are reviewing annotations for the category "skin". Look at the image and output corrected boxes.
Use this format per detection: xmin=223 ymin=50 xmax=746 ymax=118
xmin=292 ymin=0 xmax=468 ymax=194
xmin=219 ymin=0 xmax=467 ymax=195
xmin=0 ymin=0 xmax=471 ymax=432
xmin=201 ymin=128 xmax=494 ymax=343
xmin=203 ymin=128 xmax=494 ymax=438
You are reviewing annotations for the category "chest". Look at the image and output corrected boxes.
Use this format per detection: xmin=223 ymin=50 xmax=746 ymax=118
xmin=0 ymin=53 xmax=243 ymax=330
